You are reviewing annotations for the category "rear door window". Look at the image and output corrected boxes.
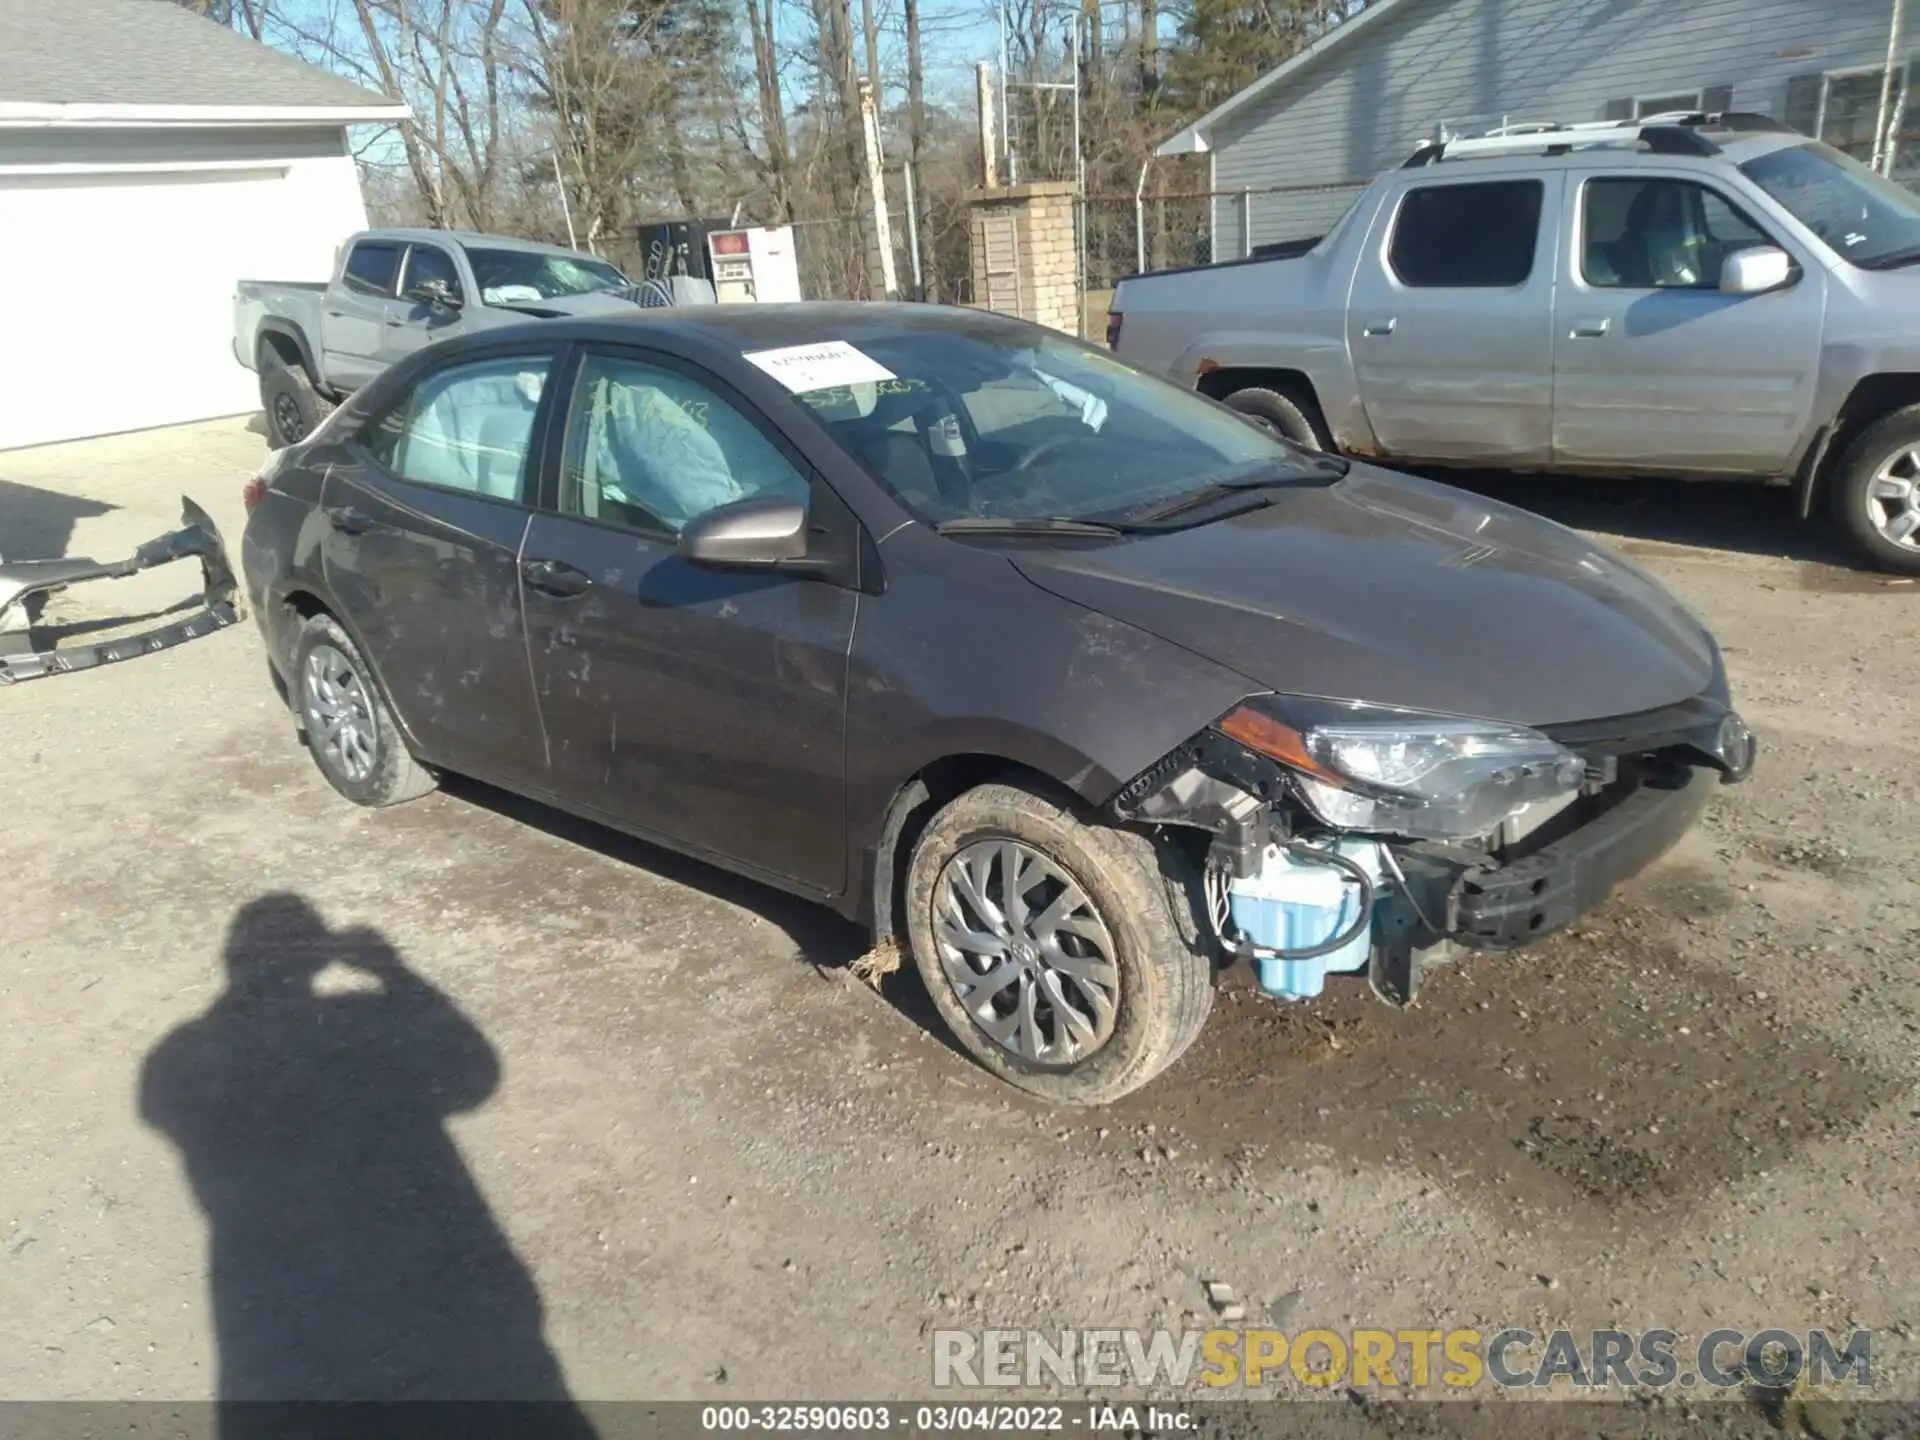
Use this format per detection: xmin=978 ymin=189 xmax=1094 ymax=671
xmin=363 ymin=353 xmax=554 ymax=501
xmin=1389 ymin=180 xmax=1544 ymax=287
xmin=342 ymin=242 xmax=402 ymax=297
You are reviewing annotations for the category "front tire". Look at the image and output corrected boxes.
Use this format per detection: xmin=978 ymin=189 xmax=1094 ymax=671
xmin=290 ymin=613 xmax=437 ymax=808
xmin=1830 ymin=405 xmax=1920 ymax=575
xmin=903 ymin=783 xmax=1212 ymax=1105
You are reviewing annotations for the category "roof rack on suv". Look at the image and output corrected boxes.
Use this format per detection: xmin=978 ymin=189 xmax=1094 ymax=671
xmin=1401 ymin=110 xmax=1798 ymax=168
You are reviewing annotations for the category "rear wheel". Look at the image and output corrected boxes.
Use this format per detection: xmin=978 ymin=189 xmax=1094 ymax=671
xmin=1831 ymin=404 xmax=1920 ymax=575
xmin=260 ymin=356 xmax=333 ymax=450
xmin=903 ymin=783 xmax=1212 ymax=1105
xmin=1223 ymin=384 xmax=1331 ymax=452
xmin=290 ymin=613 xmax=436 ymax=808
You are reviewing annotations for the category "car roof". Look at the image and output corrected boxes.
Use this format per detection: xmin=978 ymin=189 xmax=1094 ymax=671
xmin=1402 ymin=130 xmax=1812 ymax=179
xmin=359 ymin=228 xmax=609 ymax=261
xmin=464 ymin=301 xmax=1055 ymax=356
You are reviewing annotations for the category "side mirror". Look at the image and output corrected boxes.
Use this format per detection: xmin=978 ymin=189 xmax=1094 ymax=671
xmin=410 ymin=277 xmax=462 ymax=311
xmin=679 ymin=496 xmax=808 ymax=568
xmin=1720 ymin=245 xmax=1794 ymax=295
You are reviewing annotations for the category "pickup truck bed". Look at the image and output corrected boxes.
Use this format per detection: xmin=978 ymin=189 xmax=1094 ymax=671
xmin=233 ymin=280 xmax=324 ymax=375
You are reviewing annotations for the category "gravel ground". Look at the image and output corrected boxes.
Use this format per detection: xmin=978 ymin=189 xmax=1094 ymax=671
xmin=1 ymin=420 xmax=1916 ymax=1418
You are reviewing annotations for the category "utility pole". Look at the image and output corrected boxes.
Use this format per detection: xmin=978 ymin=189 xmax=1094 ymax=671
xmin=1873 ymin=0 xmax=1906 ymax=174
xmin=977 ymin=61 xmax=1000 ymax=187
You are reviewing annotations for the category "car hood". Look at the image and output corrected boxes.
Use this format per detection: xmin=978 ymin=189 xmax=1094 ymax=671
xmin=1009 ymin=466 xmax=1719 ymax=728
xmin=497 ymin=290 xmax=643 ymax=317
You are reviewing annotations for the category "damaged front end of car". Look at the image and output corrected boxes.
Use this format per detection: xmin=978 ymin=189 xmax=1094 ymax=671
xmin=0 ymin=498 xmax=240 ymax=685
xmin=1111 ymin=691 xmax=1758 ymax=1007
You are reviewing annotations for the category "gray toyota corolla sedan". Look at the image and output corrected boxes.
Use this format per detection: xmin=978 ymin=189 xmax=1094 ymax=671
xmin=240 ymin=303 xmax=1755 ymax=1104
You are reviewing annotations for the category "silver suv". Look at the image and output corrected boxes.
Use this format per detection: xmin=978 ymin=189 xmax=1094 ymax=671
xmin=1112 ymin=113 xmax=1920 ymax=572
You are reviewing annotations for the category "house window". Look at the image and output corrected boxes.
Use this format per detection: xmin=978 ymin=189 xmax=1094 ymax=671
xmin=1635 ymin=92 xmax=1703 ymax=118
xmin=1820 ymin=66 xmax=1919 ymax=163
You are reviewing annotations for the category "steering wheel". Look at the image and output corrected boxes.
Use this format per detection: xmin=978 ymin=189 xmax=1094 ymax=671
xmin=1012 ymin=432 xmax=1086 ymax=473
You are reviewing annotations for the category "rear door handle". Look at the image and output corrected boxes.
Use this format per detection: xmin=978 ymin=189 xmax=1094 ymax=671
xmin=1362 ymin=317 xmax=1397 ymax=337
xmin=1570 ymin=318 xmax=1611 ymax=338
xmin=326 ymin=505 xmax=374 ymax=536
xmin=521 ymin=557 xmax=591 ymax=598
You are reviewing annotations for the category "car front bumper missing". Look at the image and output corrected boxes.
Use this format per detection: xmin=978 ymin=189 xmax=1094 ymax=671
xmin=1449 ymin=760 xmax=1718 ymax=951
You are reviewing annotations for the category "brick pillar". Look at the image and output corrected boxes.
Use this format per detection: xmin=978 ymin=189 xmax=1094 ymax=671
xmin=965 ymin=180 xmax=1079 ymax=335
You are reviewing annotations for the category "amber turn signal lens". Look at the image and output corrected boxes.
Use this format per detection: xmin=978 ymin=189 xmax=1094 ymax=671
xmin=1216 ymin=705 xmax=1345 ymax=784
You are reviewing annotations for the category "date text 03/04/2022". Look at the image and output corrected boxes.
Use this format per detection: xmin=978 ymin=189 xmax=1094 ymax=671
xmin=699 ymin=1404 xmax=1190 ymax=1432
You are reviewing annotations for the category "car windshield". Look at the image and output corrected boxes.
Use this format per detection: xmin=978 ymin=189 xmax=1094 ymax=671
xmin=773 ymin=324 xmax=1323 ymax=527
xmin=1740 ymin=140 xmax=1920 ymax=268
xmin=464 ymin=247 xmax=629 ymax=303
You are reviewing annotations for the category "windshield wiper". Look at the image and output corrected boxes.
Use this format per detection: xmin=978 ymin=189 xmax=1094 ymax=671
xmin=1118 ymin=463 xmax=1339 ymax=526
xmin=1857 ymin=243 xmax=1920 ymax=270
xmin=933 ymin=516 xmax=1127 ymax=538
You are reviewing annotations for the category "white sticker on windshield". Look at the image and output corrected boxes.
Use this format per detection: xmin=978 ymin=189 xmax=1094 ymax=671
xmin=743 ymin=340 xmax=895 ymax=394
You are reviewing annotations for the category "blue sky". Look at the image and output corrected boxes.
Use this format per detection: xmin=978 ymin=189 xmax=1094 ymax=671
xmin=263 ymin=0 xmax=1166 ymax=118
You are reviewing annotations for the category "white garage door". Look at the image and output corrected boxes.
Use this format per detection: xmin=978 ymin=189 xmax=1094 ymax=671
xmin=0 ymin=167 xmax=324 ymax=450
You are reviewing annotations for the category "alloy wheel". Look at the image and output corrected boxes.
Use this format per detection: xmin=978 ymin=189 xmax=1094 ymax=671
xmin=931 ymin=839 xmax=1120 ymax=1065
xmin=1866 ymin=448 xmax=1920 ymax=550
xmin=302 ymin=643 xmax=377 ymax=783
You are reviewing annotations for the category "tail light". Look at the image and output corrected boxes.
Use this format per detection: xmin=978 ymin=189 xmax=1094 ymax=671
xmin=1105 ymin=311 xmax=1123 ymax=350
xmin=242 ymin=475 xmax=266 ymax=514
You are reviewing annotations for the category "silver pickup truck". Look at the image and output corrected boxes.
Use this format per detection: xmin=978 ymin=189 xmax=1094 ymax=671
xmin=1113 ymin=113 xmax=1920 ymax=573
xmin=235 ymin=229 xmax=643 ymax=447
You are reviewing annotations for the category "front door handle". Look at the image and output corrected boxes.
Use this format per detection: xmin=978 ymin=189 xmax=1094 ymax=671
xmin=1570 ymin=318 xmax=1611 ymax=338
xmin=326 ymin=505 xmax=375 ymax=536
xmin=521 ymin=557 xmax=592 ymax=598
xmin=1362 ymin=317 xmax=1397 ymax=337
xmin=385 ymin=317 xmax=404 ymax=328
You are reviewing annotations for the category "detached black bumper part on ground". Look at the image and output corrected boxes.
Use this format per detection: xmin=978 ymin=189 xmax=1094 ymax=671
xmin=0 ymin=498 xmax=239 ymax=685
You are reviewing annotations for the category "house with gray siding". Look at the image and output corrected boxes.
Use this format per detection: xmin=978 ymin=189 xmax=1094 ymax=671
xmin=1156 ymin=0 xmax=1920 ymax=259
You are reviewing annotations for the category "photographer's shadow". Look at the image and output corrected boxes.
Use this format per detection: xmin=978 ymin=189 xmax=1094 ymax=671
xmin=141 ymin=894 xmax=592 ymax=1429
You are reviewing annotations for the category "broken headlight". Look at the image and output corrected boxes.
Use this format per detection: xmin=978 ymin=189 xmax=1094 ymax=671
xmin=1218 ymin=697 xmax=1585 ymax=841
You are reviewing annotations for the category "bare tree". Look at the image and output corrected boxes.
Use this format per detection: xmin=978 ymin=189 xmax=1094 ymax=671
xmin=738 ymin=0 xmax=796 ymax=221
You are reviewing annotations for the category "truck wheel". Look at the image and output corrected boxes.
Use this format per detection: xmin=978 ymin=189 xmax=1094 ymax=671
xmin=1224 ymin=385 xmax=1332 ymax=451
xmin=290 ymin=613 xmax=437 ymax=808
xmin=903 ymin=782 xmax=1212 ymax=1106
xmin=1831 ymin=405 xmax=1920 ymax=575
xmin=261 ymin=357 xmax=333 ymax=450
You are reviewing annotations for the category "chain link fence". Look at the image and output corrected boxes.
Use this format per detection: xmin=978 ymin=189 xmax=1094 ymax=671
xmin=1081 ymin=180 xmax=1370 ymax=285
xmin=1077 ymin=180 xmax=1370 ymax=338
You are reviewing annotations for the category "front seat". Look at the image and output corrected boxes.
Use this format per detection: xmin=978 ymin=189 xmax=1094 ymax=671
xmin=475 ymin=407 xmax=535 ymax=500
xmin=847 ymin=429 xmax=943 ymax=510
xmin=1619 ymin=184 xmax=1708 ymax=288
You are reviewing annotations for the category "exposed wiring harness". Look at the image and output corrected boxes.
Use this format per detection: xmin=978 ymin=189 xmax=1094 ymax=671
xmin=1206 ymin=839 xmax=1376 ymax=961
